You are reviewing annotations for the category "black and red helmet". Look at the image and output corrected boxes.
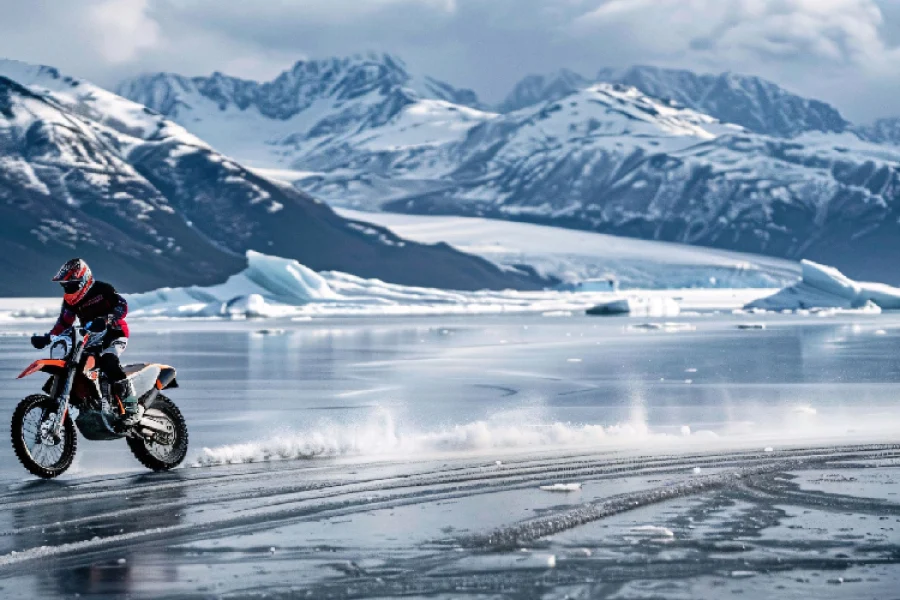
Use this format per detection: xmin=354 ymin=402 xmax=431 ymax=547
xmin=52 ymin=258 xmax=94 ymax=304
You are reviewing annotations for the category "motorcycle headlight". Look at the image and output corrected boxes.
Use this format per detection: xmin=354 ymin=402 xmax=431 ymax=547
xmin=49 ymin=339 xmax=71 ymax=360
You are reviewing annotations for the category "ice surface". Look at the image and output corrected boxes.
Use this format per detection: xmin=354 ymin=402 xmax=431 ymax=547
xmin=747 ymin=260 xmax=900 ymax=311
xmin=124 ymin=251 xmax=775 ymax=319
xmin=2 ymin=314 xmax=900 ymax=598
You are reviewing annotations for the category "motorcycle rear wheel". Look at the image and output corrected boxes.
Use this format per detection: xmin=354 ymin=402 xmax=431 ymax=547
xmin=127 ymin=394 xmax=189 ymax=471
xmin=11 ymin=394 xmax=77 ymax=479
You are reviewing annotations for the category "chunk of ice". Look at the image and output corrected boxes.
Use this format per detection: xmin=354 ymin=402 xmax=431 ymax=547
xmin=587 ymin=296 xmax=680 ymax=317
xmin=746 ymin=260 xmax=900 ymax=312
xmin=629 ymin=525 xmax=674 ymax=538
xmin=539 ymin=483 xmax=583 ymax=492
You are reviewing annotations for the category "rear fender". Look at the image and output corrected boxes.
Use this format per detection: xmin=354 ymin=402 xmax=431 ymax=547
xmin=156 ymin=365 xmax=178 ymax=390
xmin=17 ymin=360 xmax=66 ymax=379
xmin=129 ymin=365 xmax=161 ymax=399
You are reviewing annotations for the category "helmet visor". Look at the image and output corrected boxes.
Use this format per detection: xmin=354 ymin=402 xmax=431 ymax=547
xmin=60 ymin=280 xmax=85 ymax=294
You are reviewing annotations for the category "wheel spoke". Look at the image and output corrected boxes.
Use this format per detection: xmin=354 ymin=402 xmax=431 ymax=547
xmin=21 ymin=405 xmax=67 ymax=468
xmin=145 ymin=415 xmax=178 ymax=462
xmin=30 ymin=440 xmax=46 ymax=464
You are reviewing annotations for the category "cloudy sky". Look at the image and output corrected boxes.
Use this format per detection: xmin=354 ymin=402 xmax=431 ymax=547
xmin=2 ymin=0 xmax=899 ymax=121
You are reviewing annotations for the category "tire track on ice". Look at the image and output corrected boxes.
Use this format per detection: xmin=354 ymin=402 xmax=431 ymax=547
xmin=464 ymin=445 xmax=900 ymax=550
xmin=0 ymin=444 xmax=897 ymax=570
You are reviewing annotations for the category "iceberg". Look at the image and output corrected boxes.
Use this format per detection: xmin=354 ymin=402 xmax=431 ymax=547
xmin=125 ymin=251 xmax=602 ymax=318
xmin=745 ymin=260 xmax=900 ymax=311
xmin=121 ymin=251 xmax=768 ymax=319
xmin=126 ymin=252 xmax=340 ymax=318
xmin=586 ymin=297 xmax=680 ymax=317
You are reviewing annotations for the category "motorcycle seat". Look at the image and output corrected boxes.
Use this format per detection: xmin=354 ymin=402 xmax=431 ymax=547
xmin=123 ymin=363 xmax=151 ymax=376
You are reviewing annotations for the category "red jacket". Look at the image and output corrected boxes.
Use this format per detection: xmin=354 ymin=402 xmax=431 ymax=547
xmin=50 ymin=281 xmax=129 ymax=338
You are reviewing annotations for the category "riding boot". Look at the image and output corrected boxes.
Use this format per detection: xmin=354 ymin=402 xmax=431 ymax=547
xmin=113 ymin=378 xmax=142 ymax=426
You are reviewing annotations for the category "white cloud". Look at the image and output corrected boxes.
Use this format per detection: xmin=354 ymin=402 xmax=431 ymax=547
xmin=87 ymin=0 xmax=160 ymax=63
xmin=569 ymin=0 xmax=900 ymax=118
xmin=0 ymin=0 xmax=898 ymax=120
xmin=575 ymin=0 xmax=900 ymax=70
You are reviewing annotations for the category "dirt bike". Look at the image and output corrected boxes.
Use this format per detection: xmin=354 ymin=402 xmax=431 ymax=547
xmin=12 ymin=320 xmax=188 ymax=479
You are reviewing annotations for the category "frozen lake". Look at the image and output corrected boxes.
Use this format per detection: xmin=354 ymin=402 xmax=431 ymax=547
xmin=0 ymin=313 xmax=898 ymax=598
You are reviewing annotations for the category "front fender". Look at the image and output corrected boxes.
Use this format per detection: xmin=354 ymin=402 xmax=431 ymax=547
xmin=17 ymin=360 xmax=66 ymax=379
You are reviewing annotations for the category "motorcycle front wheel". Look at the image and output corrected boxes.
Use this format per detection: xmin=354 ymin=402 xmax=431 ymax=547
xmin=11 ymin=394 xmax=77 ymax=479
xmin=127 ymin=394 xmax=189 ymax=471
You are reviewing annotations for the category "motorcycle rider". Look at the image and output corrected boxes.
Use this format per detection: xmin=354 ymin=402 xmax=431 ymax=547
xmin=30 ymin=258 xmax=142 ymax=426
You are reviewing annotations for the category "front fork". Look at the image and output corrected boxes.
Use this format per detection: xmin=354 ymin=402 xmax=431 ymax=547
xmin=51 ymin=368 xmax=77 ymax=439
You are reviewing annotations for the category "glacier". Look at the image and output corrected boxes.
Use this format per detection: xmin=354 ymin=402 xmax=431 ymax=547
xmin=336 ymin=209 xmax=800 ymax=289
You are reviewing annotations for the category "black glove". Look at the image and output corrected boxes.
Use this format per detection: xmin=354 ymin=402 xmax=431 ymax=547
xmin=31 ymin=334 xmax=51 ymax=349
xmin=86 ymin=319 xmax=108 ymax=333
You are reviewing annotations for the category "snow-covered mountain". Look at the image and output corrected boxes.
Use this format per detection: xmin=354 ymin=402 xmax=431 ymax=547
xmin=385 ymin=84 xmax=900 ymax=283
xmin=113 ymin=56 xmax=900 ymax=283
xmin=854 ymin=117 xmax=900 ymax=146
xmin=594 ymin=66 xmax=850 ymax=138
xmin=0 ymin=59 xmax=548 ymax=296
xmin=115 ymin=53 xmax=488 ymax=167
xmin=501 ymin=66 xmax=848 ymax=138
xmin=115 ymin=53 xmax=496 ymax=204
xmin=498 ymin=69 xmax=591 ymax=114
xmin=501 ymin=65 xmax=849 ymax=139
xmin=117 ymin=53 xmax=482 ymax=119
